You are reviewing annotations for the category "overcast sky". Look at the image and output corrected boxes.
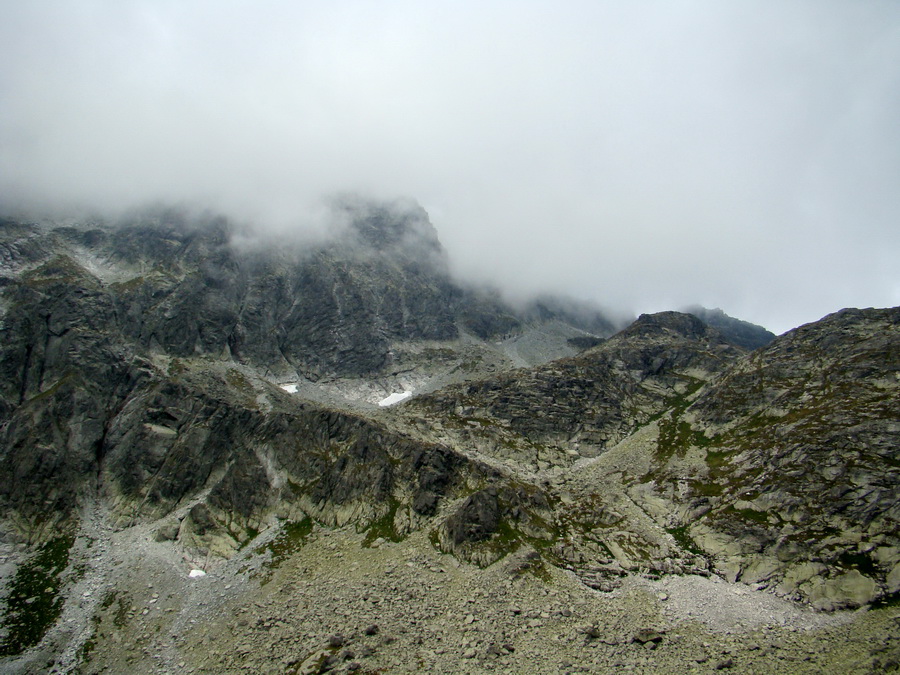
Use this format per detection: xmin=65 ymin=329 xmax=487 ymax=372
xmin=2 ymin=1 xmax=898 ymax=334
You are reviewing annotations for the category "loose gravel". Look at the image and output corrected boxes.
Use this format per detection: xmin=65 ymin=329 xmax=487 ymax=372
xmin=3 ymin=509 xmax=896 ymax=675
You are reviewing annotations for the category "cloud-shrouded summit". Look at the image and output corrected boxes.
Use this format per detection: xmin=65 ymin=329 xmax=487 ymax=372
xmin=1 ymin=1 xmax=898 ymax=334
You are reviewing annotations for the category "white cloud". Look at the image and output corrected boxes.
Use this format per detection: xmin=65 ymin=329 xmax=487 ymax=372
xmin=2 ymin=1 xmax=898 ymax=334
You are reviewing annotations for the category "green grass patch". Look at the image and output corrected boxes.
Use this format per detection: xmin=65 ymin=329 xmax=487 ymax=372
xmin=76 ymin=635 xmax=97 ymax=664
xmin=362 ymin=499 xmax=405 ymax=547
xmin=872 ymin=590 xmax=900 ymax=609
xmin=470 ymin=517 xmax=563 ymax=569
xmin=692 ymin=480 xmax=723 ymax=497
xmin=266 ymin=518 xmax=313 ymax=562
xmin=666 ymin=526 xmax=706 ymax=557
xmin=524 ymin=558 xmax=553 ymax=582
xmin=705 ymin=449 xmax=734 ymax=471
xmin=0 ymin=535 xmax=75 ymax=656
xmin=21 ymin=255 xmax=89 ymax=287
xmin=225 ymin=369 xmax=254 ymax=393
xmin=481 ymin=520 xmax=522 ymax=556
xmin=168 ymin=358 xmax=187 ymax=377
xmin=112 ymin=594 xmax=132 ymax=628
xmin=109 ymin=275 xmax=147 ymax=292
xmin=25 ymin=372 xmax=77 ymax=405
xmin=99 ymin=590 xmax=117 ymax=610
xmin=239 ymin=526 xmax=260 ymax=549
xmin=656 ymin=415 xmax=711 ymax=460
xmin=723 ymin=505 xmax=772 ymax=525
xmin=253 ymin=518 xmax=314 ymax=585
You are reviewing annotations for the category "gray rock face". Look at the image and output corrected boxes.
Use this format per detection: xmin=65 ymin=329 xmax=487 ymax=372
xmin=683 ymin=305 xmax=776 ymax=351
xmin=437 ymin=484 xmax=554 ymax=566
xmin=0 ymin=339 xmax=510 ymax=560
xmin=103 ymin=208 xmax=461 ymax=378
xmin=445 ymin=489 xmax=501 ymax=546
xmin=0 ymin=201 xmax=617 ymax=545
xmin=0 ymin=204 xmax=551 ymax=390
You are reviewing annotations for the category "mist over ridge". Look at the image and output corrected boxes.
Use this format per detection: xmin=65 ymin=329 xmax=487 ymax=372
xmin=2 ymin=1 xmax=899 ymax=334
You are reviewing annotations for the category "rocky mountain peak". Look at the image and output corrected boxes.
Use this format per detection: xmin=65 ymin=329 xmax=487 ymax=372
xmin=683 ymin=305 xmax=776 ymax=351
xmin=616 ymin=310 xmax=718 ymax=343
xmin=330 ymin=195 xmax=445 ymax=263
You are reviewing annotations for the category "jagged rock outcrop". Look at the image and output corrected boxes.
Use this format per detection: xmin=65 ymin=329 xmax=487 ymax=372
xmin=0 ymin=342 xmax=513 ymax=557
xmin=436 ymin=483 xmax=556 ymax=567
xmin=98 ymin=206 xmax=463 ymax=377
xmin=396 ymin=308 xmax=898 ymax=608
xmin=0 ymin=204 xmax=617 ymax=385
xmin=520 ymin=295 xmax=620 ymax=337
xmin=684 ymin=305 xmax=776 ymax=351
xmin=0 ymin=201 xmax=618 ymax=546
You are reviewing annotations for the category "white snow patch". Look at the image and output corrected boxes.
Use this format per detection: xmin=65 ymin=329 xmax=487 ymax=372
xmin=280 ymin=383 xmax=299 ymax=393
xmin=144 ymin=423 xmax=177 ymax=437
xmin=378 ymin=390 xmax=413 ymax=407
xmin=188 ymin=569 xmax=207 ymax=578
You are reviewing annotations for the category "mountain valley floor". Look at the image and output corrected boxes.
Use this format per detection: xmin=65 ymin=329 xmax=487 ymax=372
xmin=3 ymin=508 xmax=898 ymax=675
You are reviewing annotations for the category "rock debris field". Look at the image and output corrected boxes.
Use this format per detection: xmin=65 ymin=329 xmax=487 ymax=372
xmin=4 ymin=515 xmax=897 ymax=675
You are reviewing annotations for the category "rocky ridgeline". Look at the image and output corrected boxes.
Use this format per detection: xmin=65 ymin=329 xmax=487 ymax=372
xmin=1 ymin=206 xmax=459 ymax=380
xmin=1 ymin=205 xmax=595 ymax=386
xmin=402 ymin=312 xmax=745 ymax=474
xmin=683 ymin=305 xmax=776 ymax=351
xmin=0 ymin=204 xmax=897 ymax=673
xmin=0 ymin=339 xmax=545 ymax=567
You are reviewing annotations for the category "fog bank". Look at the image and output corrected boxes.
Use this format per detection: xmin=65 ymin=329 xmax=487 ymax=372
xmin=2 ymin=1 xmax=898 ymax=334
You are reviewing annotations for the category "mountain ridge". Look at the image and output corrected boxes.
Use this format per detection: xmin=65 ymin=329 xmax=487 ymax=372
xmin=0 ymin=202 xmax=897 ymax=673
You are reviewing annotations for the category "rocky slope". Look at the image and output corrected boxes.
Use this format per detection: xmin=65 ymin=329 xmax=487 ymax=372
xmin=653 ymin=308 xmax=900 ymax=609
xmin=0 ymin=204 xmax=898 ymax=673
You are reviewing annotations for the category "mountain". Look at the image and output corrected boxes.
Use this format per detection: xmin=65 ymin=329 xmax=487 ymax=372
xmin=683 ymin=305 xmax=777 ymax=351
xmin=403 ymin=311 xmax=744 ymax=477
xmin=0 ymin=201 xmax=623 ymax=550
xmin=0 ymin=202 xmax=897 ymax=674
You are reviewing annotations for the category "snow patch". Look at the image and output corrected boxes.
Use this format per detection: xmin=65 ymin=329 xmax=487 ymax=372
xmin=188 ymin=569 xmax=207 ymax=578
xmin=378 ymin=391 xmax=413 ymax=407
xmin=280 ymin=383 xmax=299 ymax=393
xmin=144 ymin=423 xmax=177 ymax=437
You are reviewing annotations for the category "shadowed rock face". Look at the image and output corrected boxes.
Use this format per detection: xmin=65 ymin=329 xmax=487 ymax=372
xmin=0 ymin=204 xmax=526 ymax=389
xmin=104 ymin=207 xmax=462 ymax=378
xmin=0 ymin=340 xmax=495 ymax=556
xmin=446 ymin=489 xmax=501 ymax=546
xmin=1 ymin=204 xmax=624 ymax=385
xmin=683 ymin=305 xmax=776 ymax=351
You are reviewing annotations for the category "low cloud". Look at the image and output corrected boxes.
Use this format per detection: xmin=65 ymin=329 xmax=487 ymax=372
xmin=2 ymin=1 xmax=898 ymax=333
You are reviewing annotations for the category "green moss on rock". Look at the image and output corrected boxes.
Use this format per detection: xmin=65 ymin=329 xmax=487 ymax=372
xmin=0 ymin=535 xmax=75 ymax=656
